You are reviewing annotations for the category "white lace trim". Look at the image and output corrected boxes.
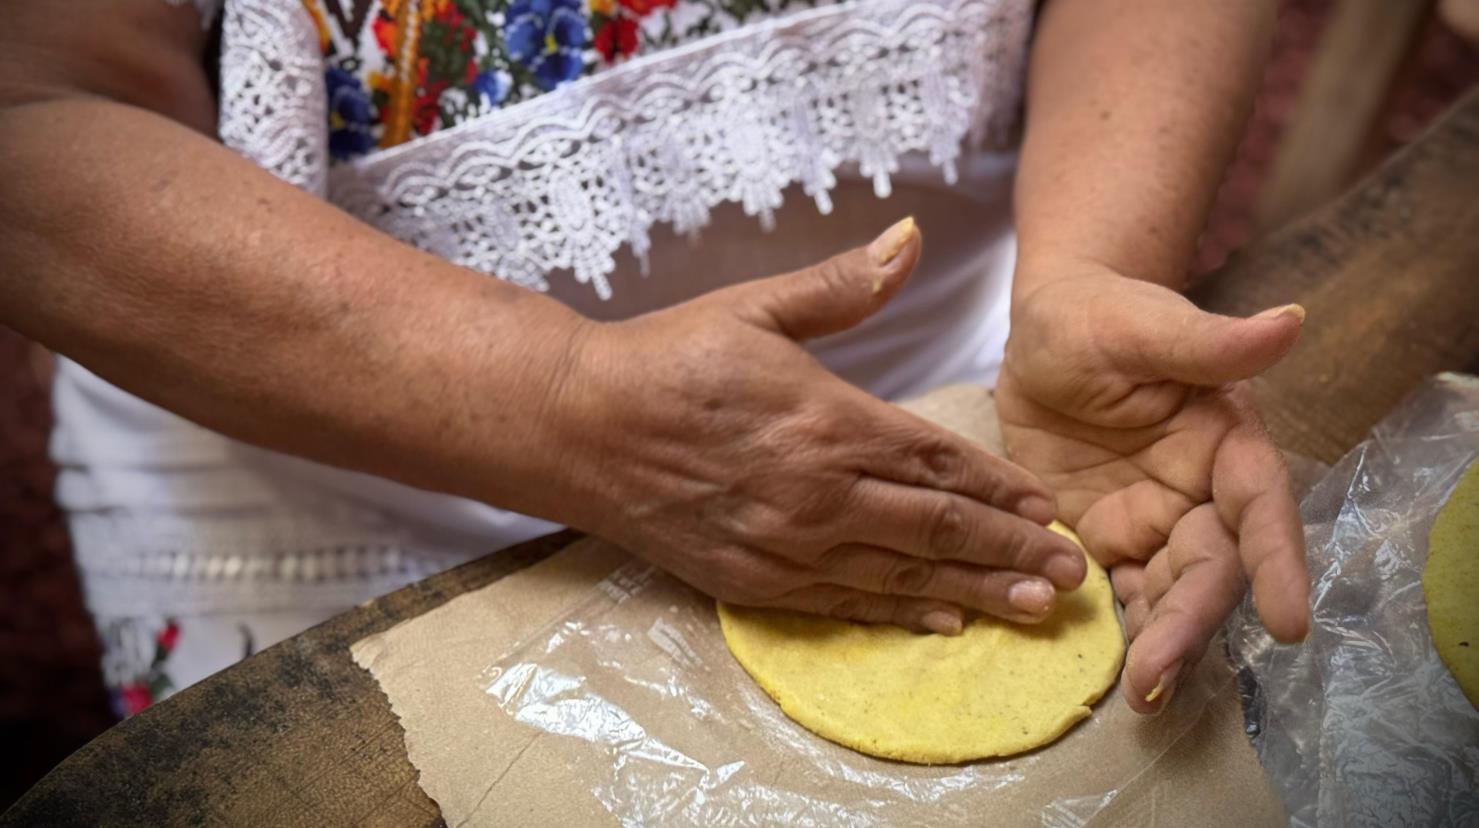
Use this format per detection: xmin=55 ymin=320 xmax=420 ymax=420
xmin=214 ymin=0 xmax=1031 ymax=299
xmin=218 ymin=0 xmax=329 ymax=194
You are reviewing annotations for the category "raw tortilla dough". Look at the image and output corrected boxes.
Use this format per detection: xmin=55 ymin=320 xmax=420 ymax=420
xmin=1425 ymin=460 xmax=1479 ymax=710
xmin=718 ymin=522 xmax=1124 ymax=764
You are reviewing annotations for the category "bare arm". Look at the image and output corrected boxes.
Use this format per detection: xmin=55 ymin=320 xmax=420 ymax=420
xmin=1014 ymin=0 xmax=1275 ymax=294
xmin=0 ymin=1 xmax=589 ymax=518
xmin=1000 ymin=1 xmax=1309 ymax=713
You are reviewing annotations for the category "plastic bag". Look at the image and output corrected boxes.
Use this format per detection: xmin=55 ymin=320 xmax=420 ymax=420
xmin=477 ymin=555 xmax=1240 ymax=827
xmin=1229 ymin=373 xmax=1479 ymax=827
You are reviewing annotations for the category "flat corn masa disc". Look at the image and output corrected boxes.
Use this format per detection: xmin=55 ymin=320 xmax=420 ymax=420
xmin=1425 ymin=460 xmax=1479 ymax=710
xmin=718 ymin=523 xmax=1125 ymax=764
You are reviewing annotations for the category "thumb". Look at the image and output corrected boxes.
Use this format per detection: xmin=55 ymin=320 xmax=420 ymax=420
xmin=1127 ymin=301 xmax=1305 ymax=386
xmin=735 ymin=217 xmax=922 ymax=341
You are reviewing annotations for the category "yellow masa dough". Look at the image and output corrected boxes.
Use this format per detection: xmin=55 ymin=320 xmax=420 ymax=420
xmin=1425 ymin=460 xmax=1479 ymax=710
xmin=718 ymin=523 xmax=1125 ymax=764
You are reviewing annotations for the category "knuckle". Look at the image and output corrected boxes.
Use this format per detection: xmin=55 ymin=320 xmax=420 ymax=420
xmin=917 ymin=439 xmax=963 ymax=487
xmin=927 ymin=498 xmax=972 ymax=559
xmin=826 ymin=593 xmax=868 ymax=621
xmin=785 ymin=401 xmax=854 ymax=454
xmin=733 ymin=501 xmax=789 ymax=547
xmin=1149 ymin=600 xmax=1196 ymax=634
xmin=998 ymin=525 xmax=1032 ymax=570
xmin=961 ymin=572 xmax=1005 ymax=608
xmin=767 ymin=407 xmax=846 ymax=477
xmin=882 ymin=559 xmax=934 ymax=596
xmin=741 ymin=492 xmax=841 ymax=555
xmin=1124 ymin=599 xmax=1150 ymax=639
xmin=810 ymin=256 xmax=854 ymax=299
xmin=790 ymin=485 xmax=846 ymax=533
xmin=812 ymin=544 xmax=850 ymax=576
xmin=747 ymin=565 xmax=797 ymax=603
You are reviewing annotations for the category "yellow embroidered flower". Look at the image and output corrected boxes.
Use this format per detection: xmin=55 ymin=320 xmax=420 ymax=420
xmin=589 ymin=0 xmax=615 ymax=16
xmin=368 ymin=71 xmax=394 ymax=96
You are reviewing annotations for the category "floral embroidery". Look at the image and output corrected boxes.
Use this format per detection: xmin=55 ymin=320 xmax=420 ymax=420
xmin=109 ymin=619 xmax=180 ymax=718
xmin=326 ymin=66 xmax=376 ymax=160
xmin=303 ymin=0 xmax=828 ymax=161
xmin=506 ymin=0 xmax=588 ymax=90
xmin=102 ymin=617 xmax=260 ymax=718
xmin=592 ymin=13 xmax=637 ymax=61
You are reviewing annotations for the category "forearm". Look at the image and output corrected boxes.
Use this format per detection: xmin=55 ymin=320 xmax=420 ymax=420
xmin=1013 ymin=0 xmax=1275 ymax=297
xmin=0 ymin=97 xmax=590 ymax=519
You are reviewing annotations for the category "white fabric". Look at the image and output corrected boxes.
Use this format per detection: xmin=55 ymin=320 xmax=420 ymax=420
xmin=328 ymin=0 xmax=1031 ymax=297
xmin=56 ymin=0 xmax=1032 ymax=621
xmin=217 ymin=0 xmax=329 ymax=193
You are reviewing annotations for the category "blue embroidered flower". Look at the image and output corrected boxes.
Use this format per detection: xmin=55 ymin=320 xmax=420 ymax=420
xmin=472 ymin=69 xmax=512 ymax=107
xmin=325 ymin=66 xmax=376 ymax=160
xmin=505 ymin=0 xmax=588 ymax=91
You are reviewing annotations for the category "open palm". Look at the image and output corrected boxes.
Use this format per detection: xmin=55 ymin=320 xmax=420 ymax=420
xmin=998 ymin=267 xmax=1310 ymax=712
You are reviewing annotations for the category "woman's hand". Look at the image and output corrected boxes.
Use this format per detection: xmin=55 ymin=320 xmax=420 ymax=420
xmin=553 ymin=220 xmax=1087 ymax=634
xmin=997 ymin=257 xmax=1309 ymax=712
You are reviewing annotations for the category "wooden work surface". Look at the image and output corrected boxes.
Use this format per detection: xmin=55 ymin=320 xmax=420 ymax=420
xmin=8 ymin=90 xmax=1479 ymax=828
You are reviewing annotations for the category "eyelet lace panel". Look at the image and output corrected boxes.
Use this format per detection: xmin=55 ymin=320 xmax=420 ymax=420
xmin=218 ymin=0 xmax=330 ymax=194
xmin=69 ymin=507 xmax=479 ymax=616
xmin=325 ymin=0 xmax=1032 ymax=299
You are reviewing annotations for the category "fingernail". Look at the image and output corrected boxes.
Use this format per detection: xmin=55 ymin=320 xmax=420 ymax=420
xmin=869 ymin=216 xmax=916 ymax=265
xmin=1008 ymin=579 xmax=1054 ymax=615
xmin=1144 ymin=660 xmax=1183 ymax=706
xmin=1014 ymin=494 xmax=1056 ymax=524
xmin=921 ymin=609 xmax=963 ymax=636
xmin=1252 ymin=303 xmax=1306 ymax=323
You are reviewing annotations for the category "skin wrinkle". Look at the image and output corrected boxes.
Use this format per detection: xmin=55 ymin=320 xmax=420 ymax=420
xmin=1005 ymin=388 xmax=1245 ymax=510
xmin=1081 ymin=492 xmax=1171 ymax=565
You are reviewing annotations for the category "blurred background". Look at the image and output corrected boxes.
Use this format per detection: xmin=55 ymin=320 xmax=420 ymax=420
xmin=3 ymin=0 xmax=1477 ymax=810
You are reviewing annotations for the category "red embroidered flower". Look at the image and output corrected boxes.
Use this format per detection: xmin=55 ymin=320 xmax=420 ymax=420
xmin=618 ymin=0 xmax=676 ymax=16
xmin=157 ymin=620 xmax=180 ymax=652
xmin=430 ymin=3 xmax=476 ymax=52
xmin=372 ymin=12 xmax=397 ymax=55
xmin=412 ymin=59 xmax=450 ymax=136
xmin=119 ymin=682 xmax=153 ymax=717
xmin=594 ymin=16 xmax=639 ymax=62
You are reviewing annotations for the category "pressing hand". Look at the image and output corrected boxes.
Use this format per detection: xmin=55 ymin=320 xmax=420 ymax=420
xmin=555 ymin=220 xmax=1087 ymax=634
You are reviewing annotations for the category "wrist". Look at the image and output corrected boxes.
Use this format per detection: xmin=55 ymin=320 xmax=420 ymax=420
xmin=1010 ymin=243 xmax=1193 ymax=319
xmin=1009 ymin=249 xmax=1117 ymax=322
xmin=1014 ymin=240 xmax=1189 ymax=301
xmin=1011 ymin=247 xmax=1094 ymax=307
xmin=430 ymin=287 xmax=607 ymax=525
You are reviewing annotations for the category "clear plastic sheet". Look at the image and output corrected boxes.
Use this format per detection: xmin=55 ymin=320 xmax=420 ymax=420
xmin=476 ymin=556 xmax=1240 ymax=827
xmin=1229 ymin=373 xmax=1479 ymax=827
